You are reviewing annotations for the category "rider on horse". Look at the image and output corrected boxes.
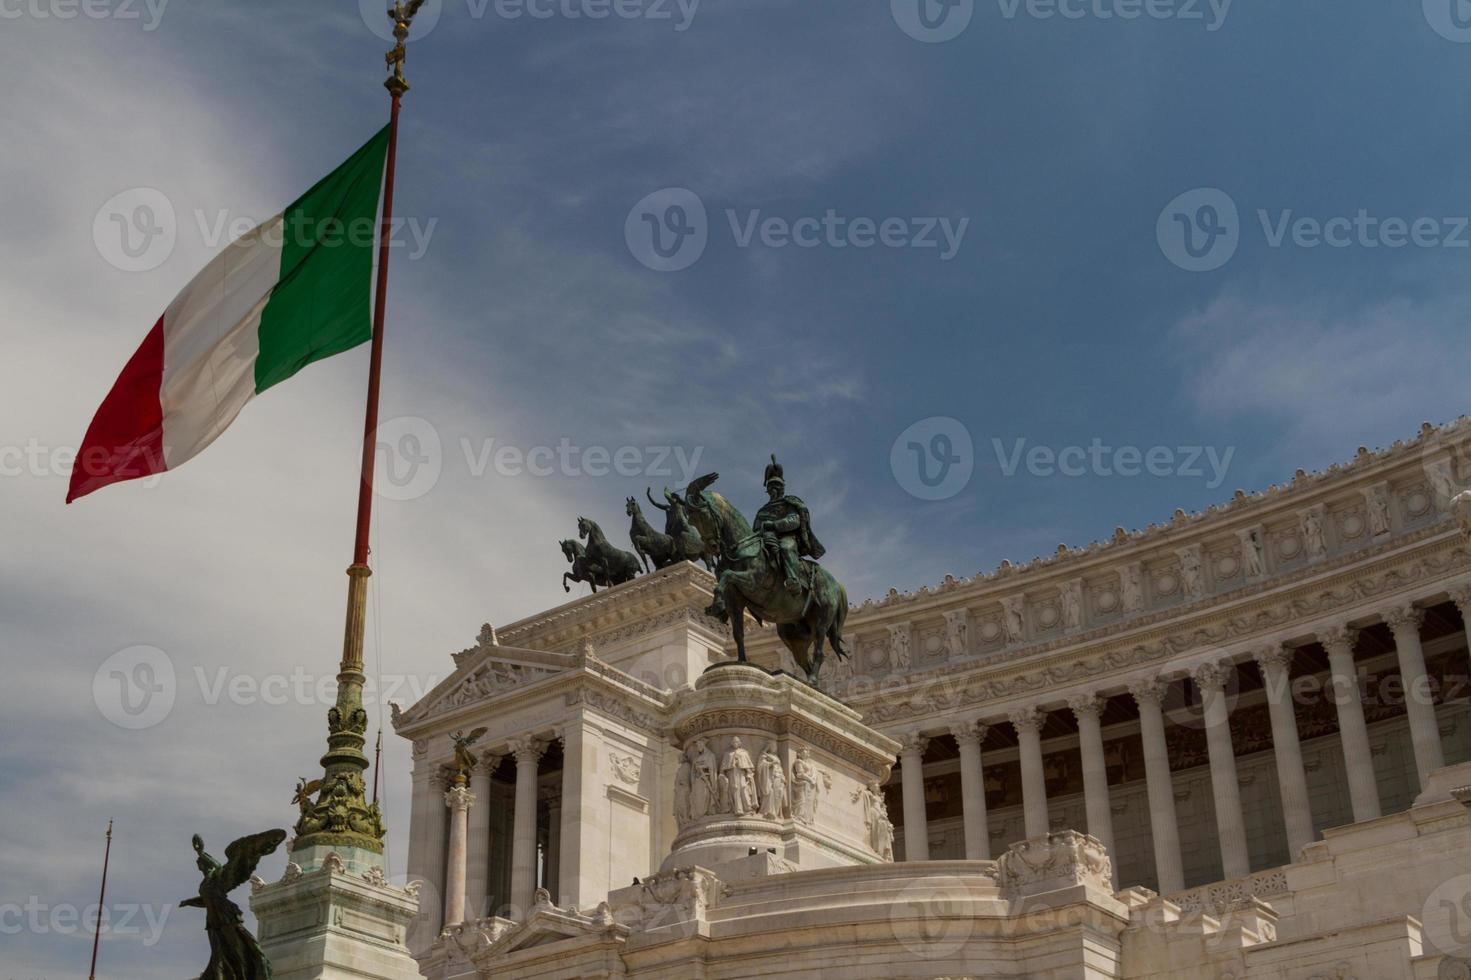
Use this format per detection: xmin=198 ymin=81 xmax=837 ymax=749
xmin=752 ymin=455 xmax=825 ymax=598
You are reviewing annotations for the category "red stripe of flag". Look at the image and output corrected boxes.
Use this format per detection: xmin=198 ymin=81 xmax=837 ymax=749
xmin=67 ymin=317 xmax=168 ymax=504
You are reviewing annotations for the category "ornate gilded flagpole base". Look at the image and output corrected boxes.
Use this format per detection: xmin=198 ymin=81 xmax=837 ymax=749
xmin=291 ymin=564 xmax=386 ymax=868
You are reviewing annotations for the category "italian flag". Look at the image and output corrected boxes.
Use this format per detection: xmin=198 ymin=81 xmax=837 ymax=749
xmin=67 ymin=126 xmax=392 ymax=503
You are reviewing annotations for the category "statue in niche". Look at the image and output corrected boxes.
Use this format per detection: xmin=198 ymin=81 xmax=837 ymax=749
xmin=1178 ymin=548 xmax=1202 ymax=597
xmin=790 ymin=747 xmax=821 ymax=825
xmin=1120 ymin=564 xmax=1144 ymax=611
xmin=1302 ymin=509 xmax=1327 ymax=558
xmin=853 ymin=782 xmax=894 ymax=860
xmin=757 ymin=741 xmax=787 ymax=819
xmin=689 ymin=739 xmax=717 ymax=820
xmin=1239 ymin=528 xmax=1265 ymax=578
xmin=1061 ymin=583 xmax=1082 ymax=629
xmin=721 ymin=737 xmax=757 ymax=816
xmin=1000 ymin=596 xmax=1025 ymax=644
xmin=673 ymin=753 xmax=693 ymax=828
xmin=1367 ymin=487 xmax=1392 ymax=537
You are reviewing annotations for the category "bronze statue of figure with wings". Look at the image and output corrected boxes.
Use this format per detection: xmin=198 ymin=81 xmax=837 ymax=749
xmin=181 ymin=829 xmax=286 ymax=980
xmin=290 ymin=777 xmax=322 ymax=816
xmin=450 ymin=727 xmax=489 ymax=782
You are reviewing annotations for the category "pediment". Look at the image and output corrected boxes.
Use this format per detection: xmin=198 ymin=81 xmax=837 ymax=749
xmin=476 ymin=899 xmax=626 ymax=961
xmin=392 ymin=624 xmax=576 ymax=728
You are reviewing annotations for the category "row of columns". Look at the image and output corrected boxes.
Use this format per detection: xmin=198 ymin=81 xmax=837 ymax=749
xmin=895 ymin=601 xmax=1455 ymax=895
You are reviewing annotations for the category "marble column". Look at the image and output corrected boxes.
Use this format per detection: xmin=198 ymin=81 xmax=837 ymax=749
xmin=899 ymin=732 xmax=930 ymax=861
xmin=1130 ymin=677 xmax=1184 ymax=895
xmin=1384 ymin=605 xmax=1445 ymax=789
xmin=509 ymin=736 xmax=545 ymax=917
xmin=546 ymin=795 xmax=562 ymax=904
xmin=442 ymin=781 xmax=476 ymax=926
xmin=1320 ymin=626 xmax=1381 ymax=822
xmin=464 ymin=755 xmax=499 ymax=920
xmin=1010 ymin=706 xmax=1049 ymax=839
xmin=405 ymin=748 xmax=445 ymax=944
xmin=1067 ymin=693 xmax=1116 ymax=883
xmin=949 ymin=721 xmax=990 ymax=860
xmin=1253 ymin=644 xmax=1314 ymax=858
xmin=1193 ymin=661 xmax=1250 ymax=880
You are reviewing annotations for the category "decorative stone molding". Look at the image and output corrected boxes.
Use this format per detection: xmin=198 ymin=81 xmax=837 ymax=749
xmin=609 ymin=752 xmax=642 ymax=785
xmin=1191 ymin=661 xmax=1228 ymax=693
xmin=1318 ymin=626 xmax=1359 ymax=655
xmin=995 ymin=830 xmax=1113 ymax=897
xmin=899 ymin=731 xmax=929 ymax=757
xmin=508 ymin=736 xmax=546 ymax=765
xmin=565 ymin=688 xmax=662 ymax=735
xmin=1169 ymin=867 xmax=1289 ymax=914
xmin=610 ymin=867 xmax=728 ymax=933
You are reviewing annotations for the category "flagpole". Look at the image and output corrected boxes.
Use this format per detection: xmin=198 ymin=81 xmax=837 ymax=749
xmin=87 ymin=819 xmax=112 ymax=980
xmin=292 ymin=1 xmax=426 ymax=862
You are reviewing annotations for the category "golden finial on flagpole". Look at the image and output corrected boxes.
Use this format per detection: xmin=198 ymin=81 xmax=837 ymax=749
xmin=384 ymin=0 xmax=427 ymax=97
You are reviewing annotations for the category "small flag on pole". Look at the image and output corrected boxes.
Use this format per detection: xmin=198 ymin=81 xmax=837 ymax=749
xmin=68 ymin=127 xmax=393 ymax=503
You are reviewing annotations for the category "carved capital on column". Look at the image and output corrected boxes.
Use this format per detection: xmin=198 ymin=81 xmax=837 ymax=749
xmin=509 ymin=736 xmax=547 ymax=766
xmin=1066 ymin=693 xmax=1103 ymax=721
xmin=1382 ymin=604 xmax=1425 ymax=636
xmin=1317 ymin=625 xmax=1359 ymax=656
xmin=1009 ymin=706 xmax=1044 ymax=736
xmin=899 ymin=731 xmax=930 ymax=758
xmin=1447 ymin=581 xmax=1471 ymax=612
xmin=1252 ymin=643 xmax=1292 ymax=677
xmin=949 ymin=720 xmax=986 ymax=748
xmin=1190 ymin=660 xmax=1229 ymax=693
xmin=444 ymin=785 xmax=476 ymax=812
xmin=479 ymin=752 xmax=505 ymax=779
xmin=1128 ymin=676 xmax=1168 ymax=708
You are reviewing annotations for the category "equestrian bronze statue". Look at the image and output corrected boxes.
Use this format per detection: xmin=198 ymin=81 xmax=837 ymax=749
xmin=679 ymin=456 xmax=849 ymax=686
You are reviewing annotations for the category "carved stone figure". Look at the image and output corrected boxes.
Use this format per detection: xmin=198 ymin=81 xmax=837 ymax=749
xmin=1120 ymin=563 xmax=1145 ymax=611
xmin=943 ymin=609 xmax=968 ymax=658
xmin=673 ymin=755 xmax=693 ymax=828
xmin=1000 ymin=595 xmax=1026 ymax=644
xmin=1061 ymin=581 xmax=1083 ymax=630
xmin=182 ymin=829 xmax=287 ymax=980
xmin=689 ymin=739 xmax=717 ymax=820
xmin=1178 ymin=546 xmax=1203 ymax=598
xmin=790 ymin=747 xmax=821 ymax=825
xmin=1302 ymin=508 xmax=1327 ymax=559
xmin=681 ymin=463 xmax=850 ymax=687
xmin=854 ymin=782 xmax=894 ymax=860
xmin=721 ymin=737 xmax=757 ymax=816
xmin=1238 ymin=528 xmax=1265 ymax=578
xmin=888 ymin=623 xmax=911 ymax=670
xmin=1366 ymin=485 xmax=1392 ymax=537
xmin=757 ymin=741 xmax=787 ymax=819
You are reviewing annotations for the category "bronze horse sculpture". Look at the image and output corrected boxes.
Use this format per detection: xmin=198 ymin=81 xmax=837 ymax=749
xmin=679 ymin=472 xmax=849 ymax=686
xmin=577 ymin=516 xmax=641 ymax=587
xmin=645 ymin=487 xmax=710 ymax=569
xmin=626 ymin=496 xmax=678 ymax=572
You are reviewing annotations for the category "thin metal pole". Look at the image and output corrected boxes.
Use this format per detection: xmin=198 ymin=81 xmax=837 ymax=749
xmin=87 ymin=819 xmax=113 ymax=980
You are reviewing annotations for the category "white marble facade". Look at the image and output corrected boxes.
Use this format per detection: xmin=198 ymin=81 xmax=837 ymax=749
xmin=394 ymin=418 xmax=1471 ymax=978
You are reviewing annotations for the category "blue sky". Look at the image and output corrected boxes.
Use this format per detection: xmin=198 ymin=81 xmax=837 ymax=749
xmin=6 ymin=0 xmax=1471 ymax=974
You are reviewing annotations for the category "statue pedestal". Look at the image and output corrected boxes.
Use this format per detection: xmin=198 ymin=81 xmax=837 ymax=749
xmin=659 ymin=662 xmax=900 ymax=877
xmin=250 ymin=851 xmax=421 ymax=980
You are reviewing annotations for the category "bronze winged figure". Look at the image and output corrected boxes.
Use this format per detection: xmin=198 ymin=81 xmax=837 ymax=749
xmin=181 ymin=829 xmax=287 ymax=980
xmin=450 ymin=727 xmax=489 ymax=781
